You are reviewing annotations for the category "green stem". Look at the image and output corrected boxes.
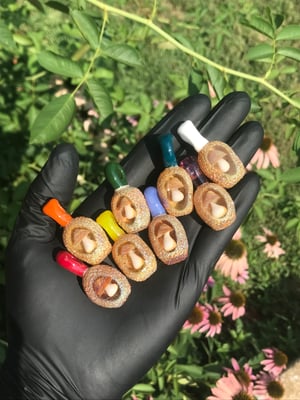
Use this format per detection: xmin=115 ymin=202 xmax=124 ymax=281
xmin=72 ymin=8 xmax=108 ymax=97
xmin=86 ymin=0 xmax=300 ymax=109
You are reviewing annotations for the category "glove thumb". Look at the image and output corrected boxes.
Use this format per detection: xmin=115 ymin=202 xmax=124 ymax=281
xmin=10 ymin=143 xmax=79 ymax=242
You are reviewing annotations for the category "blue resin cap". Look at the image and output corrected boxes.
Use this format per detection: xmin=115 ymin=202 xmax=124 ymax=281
xmin=144 ymin=186 xmax=166 ymax=217
xmin=159 ymin=133 xmax=178 ymax=168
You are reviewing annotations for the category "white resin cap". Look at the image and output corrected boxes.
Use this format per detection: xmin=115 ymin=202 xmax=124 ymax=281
xmin=177 ymin=120 xmax=208 ymax=152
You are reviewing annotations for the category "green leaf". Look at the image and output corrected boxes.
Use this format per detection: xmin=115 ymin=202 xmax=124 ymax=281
xmin=131 ymin=383 xmax=156 ymax=393
xmin=277 ymin=47 xmax=300 ymax=62
xmin=293 ymin=131 xmax=300 ymax=153
xmin=37 ymin=51 xmax=83 ymax=78
xmin=285 ymin=218 xmax=299 ymax=230
xmin=242 ymin=15 xmax=274 ymax=39
xmin=176 ymin=364 xmax=204 ymax=379
xmin=71 ymin=10 xmax=99 ymax=50
xmin=277 ymin=25 xmax=300 ymax=41
xmin=0 ymin=20 xmax=17 ymax=51
xmin=28 ymin=0 xmax=45 ymax=12
xmin=246 ymin=44 xmax=274 ymax=60
xmin=115 ymin=102 xmax=143 ymax=115
xmin=137 ymin=113 xmax=150 ymax=133
xmin=103 ymin=44 xmax=143 ymax=67
xmin=45 ymin=1 xmax=69 ymax=14
xmin=206 ymin=65 xmax=225 ymax=99
xmin=280 ymin=167 xmax=300 ymax=183
xmin=30 ymin=94 xmax=76 ymax=143
xmin=86 ymin=79 xmax=113 ymax=121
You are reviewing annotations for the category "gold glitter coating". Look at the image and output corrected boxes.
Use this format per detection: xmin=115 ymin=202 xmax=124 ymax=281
xmin=111 ymin=187 xmax=150 ymax=233
xmin=112 ymin=233 xmax=157 ymax=281
xmin=157 ymin=166 xmax=194 ymax=217
xmin=82 ymin=264 xmax=131 ymax=308
xmin=198 ymin=141 xmax=245 ymax=188
xmin=63 ymin=217 xmax=112 ymax=265
xmin=148 ymin=215 xmax=188 ymax=265
xmin=194 ymin=182 xmax=236 ymax=231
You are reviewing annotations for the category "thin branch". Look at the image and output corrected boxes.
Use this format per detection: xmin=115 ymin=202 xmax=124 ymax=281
xmin=87 ymin=0 xmax=300 ymax=109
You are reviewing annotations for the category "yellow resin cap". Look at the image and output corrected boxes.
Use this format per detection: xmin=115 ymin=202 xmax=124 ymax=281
xmin=96 ymin=210 xmax=125 ymax=242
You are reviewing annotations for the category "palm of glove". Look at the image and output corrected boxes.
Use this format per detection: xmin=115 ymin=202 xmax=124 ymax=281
xmin=3 ymin=93 xmax=263 ymax=399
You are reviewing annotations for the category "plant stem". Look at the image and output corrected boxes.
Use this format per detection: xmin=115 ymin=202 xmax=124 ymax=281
xmin=86 ymin=0 xmax=300 ymax=109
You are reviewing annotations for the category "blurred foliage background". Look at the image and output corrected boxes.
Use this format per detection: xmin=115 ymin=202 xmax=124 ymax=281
xmin=0 ymin=0 xmax=300 ymax=398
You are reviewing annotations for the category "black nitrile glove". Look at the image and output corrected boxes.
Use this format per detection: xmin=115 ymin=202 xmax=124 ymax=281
xmin=0 ymin=92 xmax=263 ymax=399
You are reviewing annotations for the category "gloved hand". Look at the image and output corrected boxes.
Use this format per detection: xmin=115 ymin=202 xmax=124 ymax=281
xmin=0 ymin=92 xmax=263 ymax=399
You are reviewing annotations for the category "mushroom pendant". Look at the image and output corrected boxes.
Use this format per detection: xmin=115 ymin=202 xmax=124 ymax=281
xmin=179 ymin=155 xmax=236 ymax=231
xmin=157 ymin=133 xmax=194 ymax=217
xmin=144 ymin=186 xmax=188 ymax=265
xmin=56 ymin=250 xmax=131 ymax=308
xmin=105 ymin=162 xmax=150 ymax=233
xmin=97 ymin=210 xmax=157 ymax=282
xmin=177 ymin=120 xmax=245 ymax=188
xmin=43 ymin=198 xmax=112 ymax=265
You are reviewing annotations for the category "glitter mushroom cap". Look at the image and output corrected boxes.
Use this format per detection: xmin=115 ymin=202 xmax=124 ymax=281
xmin=97 ymin=210 xmax=157 ymax=281
xmin=43 ymin=198 xmax=112 ymax=265
xmin=55 ymin=250 xmax=131 ymax=308
xmin=177 ymin=120 xmax=245 ymax=188
xmin=144 ymin=186 xmax=188 ymax=265
xmin=105 ymin=162 xmax=150 ymax=233
xmin=157 ymin=133 xmax=194 ymax=216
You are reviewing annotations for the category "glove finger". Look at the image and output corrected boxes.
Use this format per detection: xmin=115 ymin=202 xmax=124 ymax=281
xmin=75 ymin=93 xmax=212 ymax=218
xmin=173 ymin=116 xmax=263 ymax=308
xmin=10 ymin=143 xmax=79 ymax=242
xmin=229 ymin=120 xmax=263 ymax=164
xmin=177 ymin=172 xmax=260 ymax=309
xmin=197 ymin=91 xmax=251 ymax=141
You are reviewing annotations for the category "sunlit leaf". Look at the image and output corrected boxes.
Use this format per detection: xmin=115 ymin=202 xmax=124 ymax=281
xmin=103 ymin=44 xmax=143 ymax=67
xmin=115 ymin=102 xmax=143 ymax=115
xmin=280 ymin=167 xmax=300 ymax=183
xmin=277 ymin=25 xmax=300 ymax=41
xmin=241 ymin=15 xmax=274 ymax=39
xmin=37 ymin=51 xmax=83 ymax=78
xmin=71 ymin=10 xmax=99 ymax=50
xmin=285 ymin=218 xmax=299 ymax=230
xmin=206 ymin=65 xmax=225 ymax=99
xmin=131 ymin=383 xmax=155 ymax=393
xmin=0 ymin=20 xmax=17 ymax=51
xmin=137 ymin=113 xmax=150 ymax=133
xmin=30 ymin=94 xmax=75 ymax=143
xmin=176 ymin=364 xmax=204 ymax=378
xmin=278 ymin=47 xmax=300 ymax=62
xmin=86 ymin=79 xmax=113 ymax=121
xmin=246 ymin=44 xmax=273 ymax=60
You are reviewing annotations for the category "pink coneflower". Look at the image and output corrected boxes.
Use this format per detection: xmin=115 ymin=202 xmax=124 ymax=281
xmin=224 ymin=358 xmax=256 ymax=389
xmin=182 ymin=303 xmax=208 ymax=333
xmin=218 ymin=286 xmax=246 ymax=320
xmin=126 ymin=115 xmax=139 ymax=127
xmin=248 ymin=136 xmax=280 ymax=169
xmin=255 ymin=227 xmax=285 ymax=259
xmin=207 ymin=373 xmax=255 ymax=400
xmin=214 ymin=236 xmax=249 ymax=283
xmin=208 ymin=80 xmax=217 ymax=99
xmin=261 ymin=348 xmax=288 ymax=377
xmin=198 ymin=303 xmax=222 ymax=337
xmin=253 ymin=371 xmax=284 ymax=399
xmin=203 ymin=275 xmax=215 ymax=292
xmin=74 ymin=95 xmax=87 ymax=107
xmin=165 ymin=100 xmax=174 ymax=110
